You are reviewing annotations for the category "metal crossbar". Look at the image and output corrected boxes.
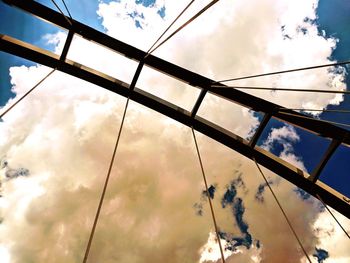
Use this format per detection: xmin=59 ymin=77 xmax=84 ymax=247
xmin=1 ymin=0 xmax=349 ymax=219
xmin=4 ymin=0 xmax=349 ymax=146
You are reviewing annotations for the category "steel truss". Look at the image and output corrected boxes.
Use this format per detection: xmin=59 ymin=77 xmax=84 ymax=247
xmin=1 ymin=0 xmax=349 ymax=218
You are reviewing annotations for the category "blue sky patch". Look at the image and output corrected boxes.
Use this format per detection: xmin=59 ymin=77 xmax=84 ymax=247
xmin=201 ymin=184 xmax=216 ymax=200
xmin=313 ymin=248 xmax=329 ymax=263
xmin=297 ymin=26 xmax=308 ymax=35
xmin=294 ymin=188 xmax=326 ymax=212
xmin=303 ymin=17 xmax=316 ymax=24
xmin=294 ymin=188 xmax=311 ymax=200
xmin=194 ymin=178 xmax=254 ymax=251
xmin=205 ymin=185 xmax=216 ymax=199
xmin=218 ymin=183 xmax=253 ymax=251
xmin=255 ymin=179 xmax=274 ymax=203
xmin=134 ymin=20 xmax=142 ymax=29
xmin=256 ymin=240 xmax=261 ymax=249
xmin=135 ymin=0 xmax=155 ymax=8
xmin=127 ymin=10 xmax=145 ymax=29
xmin=255 ymin=183 xmax=266 ymax=202
xmin=221 ymin=175 xmax=247 ymax=208
xmin=221 ymin=183 xmax=237 ymax=208
xmin=233 ymin=198 xmax=248 ymax=233
xmin=194 ymin=184 xmax=217 ymax=215
xmin=157 ymin=6 xmax=166 ymax=18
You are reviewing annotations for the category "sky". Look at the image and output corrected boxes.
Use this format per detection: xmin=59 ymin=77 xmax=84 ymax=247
xmin=0 ymin=0 xmax=349 ymax=262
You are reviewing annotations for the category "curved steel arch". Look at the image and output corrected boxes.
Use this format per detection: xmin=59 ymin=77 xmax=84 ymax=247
xmin=1 ymin=0 xmax=350 ymax=218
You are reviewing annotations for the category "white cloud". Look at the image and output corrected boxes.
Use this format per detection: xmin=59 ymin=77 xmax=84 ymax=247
xmin=0 ymin=0 xmax=349 ymax=262
xmin=0 ymin=246 xmax=10 ymax=263
xmin=199 ymin=231 xmax=262 ymax=263
xmin=95 ymin=0 xmax=347 ymax=134
xmin=199 ymin=231 xmax=233 ymax=263
xmin=312 ymin=208 xmax=350 ymax=263
xmin=262 ymin=125 xmax=306 ymax=171
xmin=262 ymin=125 xmax=300 ymax=151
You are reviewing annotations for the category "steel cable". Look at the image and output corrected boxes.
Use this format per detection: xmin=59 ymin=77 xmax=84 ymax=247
xmin=316 ymin=194 xmax=350 ymax=239
xmin=82 ymin=97 xmax=130 ymax=263
xmin=145 ymin=0 xmax=196 ymax=57
xmin=216 ymin=60 xmax=350 ymax=83
xmin=253 ymin=158 xmax=312 ymax=263
xmin=211 ymin=85 xmax=350 ymax=95
xmin=0 ymin=69 xmax=55 ymax=119
xmin=149 ymin=0 xmax=221 ymax=54
xmin=191 ymin=128 xmax=226 ymax=263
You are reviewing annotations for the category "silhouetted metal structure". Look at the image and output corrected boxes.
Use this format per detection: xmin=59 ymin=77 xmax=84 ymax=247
xmin=1 ymin=0 xmax=349 ymax=218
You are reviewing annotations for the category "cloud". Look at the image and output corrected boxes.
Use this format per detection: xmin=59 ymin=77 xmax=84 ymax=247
xmin=0 ymin=0 xmax=349 ymax=262
xmin=312 ymin=208 xmax=350 ymax=263
xmin=194 ymin=139 xmax=319 ymax=262
xmin=261 ymin=125 xmax=300 ymax=151
xmin=261 ymin=125 xmax=306 ymax=171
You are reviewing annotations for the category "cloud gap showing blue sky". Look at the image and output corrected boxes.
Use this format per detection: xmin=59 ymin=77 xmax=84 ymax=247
xmin=0 ymin=0 xmax=349 ymax=262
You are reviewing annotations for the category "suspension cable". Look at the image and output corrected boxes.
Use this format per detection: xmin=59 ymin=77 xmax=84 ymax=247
xmin=215 ymin=60 xmax=350 ymax=83
xmin=278 ymin=111 xmax=350 ymax=128
xmin=253 ymin=158 xmax=312 ymax=263
xmin=316 ymin=194 xmax=350 ymax=239
xmin=61 ymin=0 xmax=73 ymax=20
xmin=0 ymin=0 xmax=70 ymax=120
xmin=82 ymin=97 xmax=130 ymax=263
xmin=191 ymin=128 xmax=226 ymax=263
xmin=50 ymin=0 xmax=72 ymax=26
xmin=210 ymin=85 xmax=350 ymax=95
xmin=278 ymin=108 xmax=350 ymax=114
xmin=0 ymin=69 xmax=55 ymax=119
xmin=82 ymin=58 xmax=144 ymax=262
xmin=149 ymin=0 xmax=221 ymax=54
xmin=145 ymin=0 xmax=196 ymax=57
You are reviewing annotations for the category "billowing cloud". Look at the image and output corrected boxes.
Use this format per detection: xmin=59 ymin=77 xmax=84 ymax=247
xmin=312 ymin=208 xmax=350 ymax=263
xmin=96 ymin=0 xmax=347 ymax=133
xmin=261 ymin=125 xmax=306 ymax=171
xmin=0 ymin=0 xmax=349 ymax=263
xmin=192 ymin=137 xmax=320 ymax=262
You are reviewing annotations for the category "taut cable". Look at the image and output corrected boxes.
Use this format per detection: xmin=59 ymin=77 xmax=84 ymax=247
xmin=191 ymin=128 xmax=226 ymax=263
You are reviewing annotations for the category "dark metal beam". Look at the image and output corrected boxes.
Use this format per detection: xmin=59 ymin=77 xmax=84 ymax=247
xmin=3 ymin=0 xmax=350 ymax=146
xmin=249 ymin=113 xmax=272 ymax=148
xmin=212 ymin=88 xmax=350 ymax=144
xmin=310 ymin=139 xmax=341 ymax=183
xmin=1 ymin=34 xmax=348 ymax=218
xmin=191 ymin=89 xmax=207 ymax=117
xmin=60 ymin=29 xmax=74 ymax=61
xmin=127 ymin=60 xmax=144 ymax=94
